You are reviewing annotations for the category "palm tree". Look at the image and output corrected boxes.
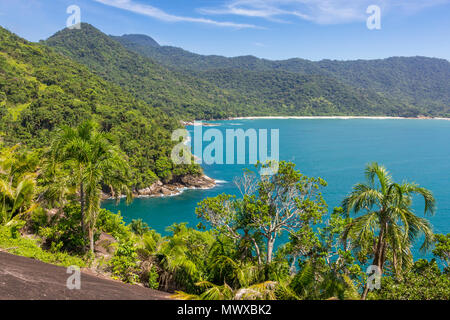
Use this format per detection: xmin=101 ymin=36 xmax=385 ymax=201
xmin=38 ymin=157 xmax=74 ymax=216
xmin=156 ymin=228 xmax=203 ymax=292
xmin=130 ymin=218 xmax=150 ymax=236
xmin=0 ymin=173 xmax=36 ymax=225
xmin=51 ymin=121 xmax=131 ymax=253
xmin=208 ymin=254 xmax=261 ymax=289
xmin=342 ymin=162 xmax=435 ymax=299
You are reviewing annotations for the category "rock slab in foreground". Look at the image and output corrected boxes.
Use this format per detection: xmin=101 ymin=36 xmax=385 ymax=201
xmin=0 ymin=252 xmax=172 ymax=300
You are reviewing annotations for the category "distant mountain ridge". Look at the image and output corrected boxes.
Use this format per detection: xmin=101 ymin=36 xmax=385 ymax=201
xmin=46 ymin=23 xmax=252 ymax=119
xmin=42 ymin=23 xmax=449 ymax=118
xmin=112 ymin=34 xmax=450 ymax=117
xmin=110 ymin=34 xmax=160 ymax=49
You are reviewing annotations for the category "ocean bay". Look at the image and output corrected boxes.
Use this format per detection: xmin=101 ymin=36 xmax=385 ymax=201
xmin=103 ymin=119 xmax=450 ymax=255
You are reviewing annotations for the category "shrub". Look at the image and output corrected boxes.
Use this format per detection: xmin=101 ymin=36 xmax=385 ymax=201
xmin=29 ymin=207 xmax=48 ymax=233
xmin=96 ymin=209 xmax=131 ymax=241
xmin=147 ymin=265 xmax=160 ymax=289
xmin=38 ymin=203 xmax=87 ymax=253
xmin=130 ymin=218 xmax=150 ymax=236
xmin=0 ymin=224 xmax=85 ymax=267
xmin=371 ymin=259 xmax=450 ymax=300
xmin=110 ymin=239 xmax=140 ymax=283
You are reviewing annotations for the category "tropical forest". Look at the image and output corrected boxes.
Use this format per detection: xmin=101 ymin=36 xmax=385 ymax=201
xmin=0 ymin=7 xmax=449 ymax=303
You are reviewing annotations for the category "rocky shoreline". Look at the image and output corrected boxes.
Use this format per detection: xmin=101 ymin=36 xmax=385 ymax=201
xmin=135 ymin=174 xmax=216 ymax=198
xmin=102 ymin=174 xmax=216 ymax=200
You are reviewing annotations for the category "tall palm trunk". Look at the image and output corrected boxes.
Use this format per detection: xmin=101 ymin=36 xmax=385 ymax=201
xmin=80 ymin=181 xmax=87 ymax=252
xmin=89 ymin=227 xmax=95 ymax=253
xmin=80 ymin=181 xmax=85 ymax=230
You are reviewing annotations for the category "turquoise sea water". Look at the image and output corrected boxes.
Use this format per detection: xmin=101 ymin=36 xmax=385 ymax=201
xmin=103 ymin=119 xmax=450 ymax=257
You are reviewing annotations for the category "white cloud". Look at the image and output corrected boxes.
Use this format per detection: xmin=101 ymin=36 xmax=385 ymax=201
xmin=199 ymin=0 xmax=450 ymax=25
xmin=94 ymin=0 xmax=261 ymax=29
xmin=253 ymin=42 xmax=265 ymax=47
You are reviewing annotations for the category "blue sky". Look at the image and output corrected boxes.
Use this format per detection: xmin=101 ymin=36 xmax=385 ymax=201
xmin=0 ymin=0 xmax=449 ymax=61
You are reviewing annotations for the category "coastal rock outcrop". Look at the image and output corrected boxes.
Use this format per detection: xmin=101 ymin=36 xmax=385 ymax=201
xmin=134 ymin=174 xmax=216 ymax=198
xmin=180 ymin=174 xmax=216 ymax=189
xmin=137 ymin=180 xmax=163 ymax=196
xmin=102 ymin=175 xmax=216 ymax=199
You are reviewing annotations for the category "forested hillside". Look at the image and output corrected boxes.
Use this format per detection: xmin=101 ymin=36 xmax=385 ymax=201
xmin=113 ymin=34 xmax=450 ymax=117
xmin=1 ymin=25 xmax=449 ymax=301
xmin=46 ymin=24 xmax=430 ymax=119
xmin=315 ymin=57 xmax=450 ymax=113
xmin=196 ymin=69 xmax=411 ymax=116
xmin=46 ymin=24 xmax=251 ymax=120
xmin=0 ymin=26 xmax=198 ymax=190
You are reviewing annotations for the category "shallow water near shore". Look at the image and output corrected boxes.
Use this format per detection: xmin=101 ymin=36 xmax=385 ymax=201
xmin=103 ymin=119 xmax=450 ymax=258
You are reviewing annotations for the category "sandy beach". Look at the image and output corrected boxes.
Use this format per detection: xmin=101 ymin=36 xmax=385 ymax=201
xmin=183 ymin=116 xmax=450 ymax=124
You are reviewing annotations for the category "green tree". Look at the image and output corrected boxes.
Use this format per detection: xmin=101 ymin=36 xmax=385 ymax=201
xmin=433 ymin=233 xmax=450 ymax=273
xmin=39 ymin=156 xmax=74 ymax=216
xmin=196 ymin=161 xmax=328 ymax=265
xmin=50 ymin=121 xmax=131 ymax=253
xmin=155 ymin=223 xmax=214 ymax=293
xmin=372 ymin=259 xmax=450 ymax=300
xmin=173 ymin=280 xmax=279 ymax=300
xmin=342 ymin=163 xmax=436 ymax=299
xmin=130 ymin=218 xmax=150 ymax=236
xmin=287 ymin=208 xmax=362 ymax=300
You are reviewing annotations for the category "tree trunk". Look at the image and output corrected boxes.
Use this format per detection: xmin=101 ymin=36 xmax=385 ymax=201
xmin=251 ymin=238 xmax=262 ymax=265
xmin=80 ymin=181 xmax=88 ymax=253
xmin=89 ymin=227 xmax=95 ymax=254
xmin=80 ymin=182 xmax=85 ymax=232
xmin=267 ymin=237 xmax=275 ymax=264
xmin=361 ymin=223 xmax=386 ymax=300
